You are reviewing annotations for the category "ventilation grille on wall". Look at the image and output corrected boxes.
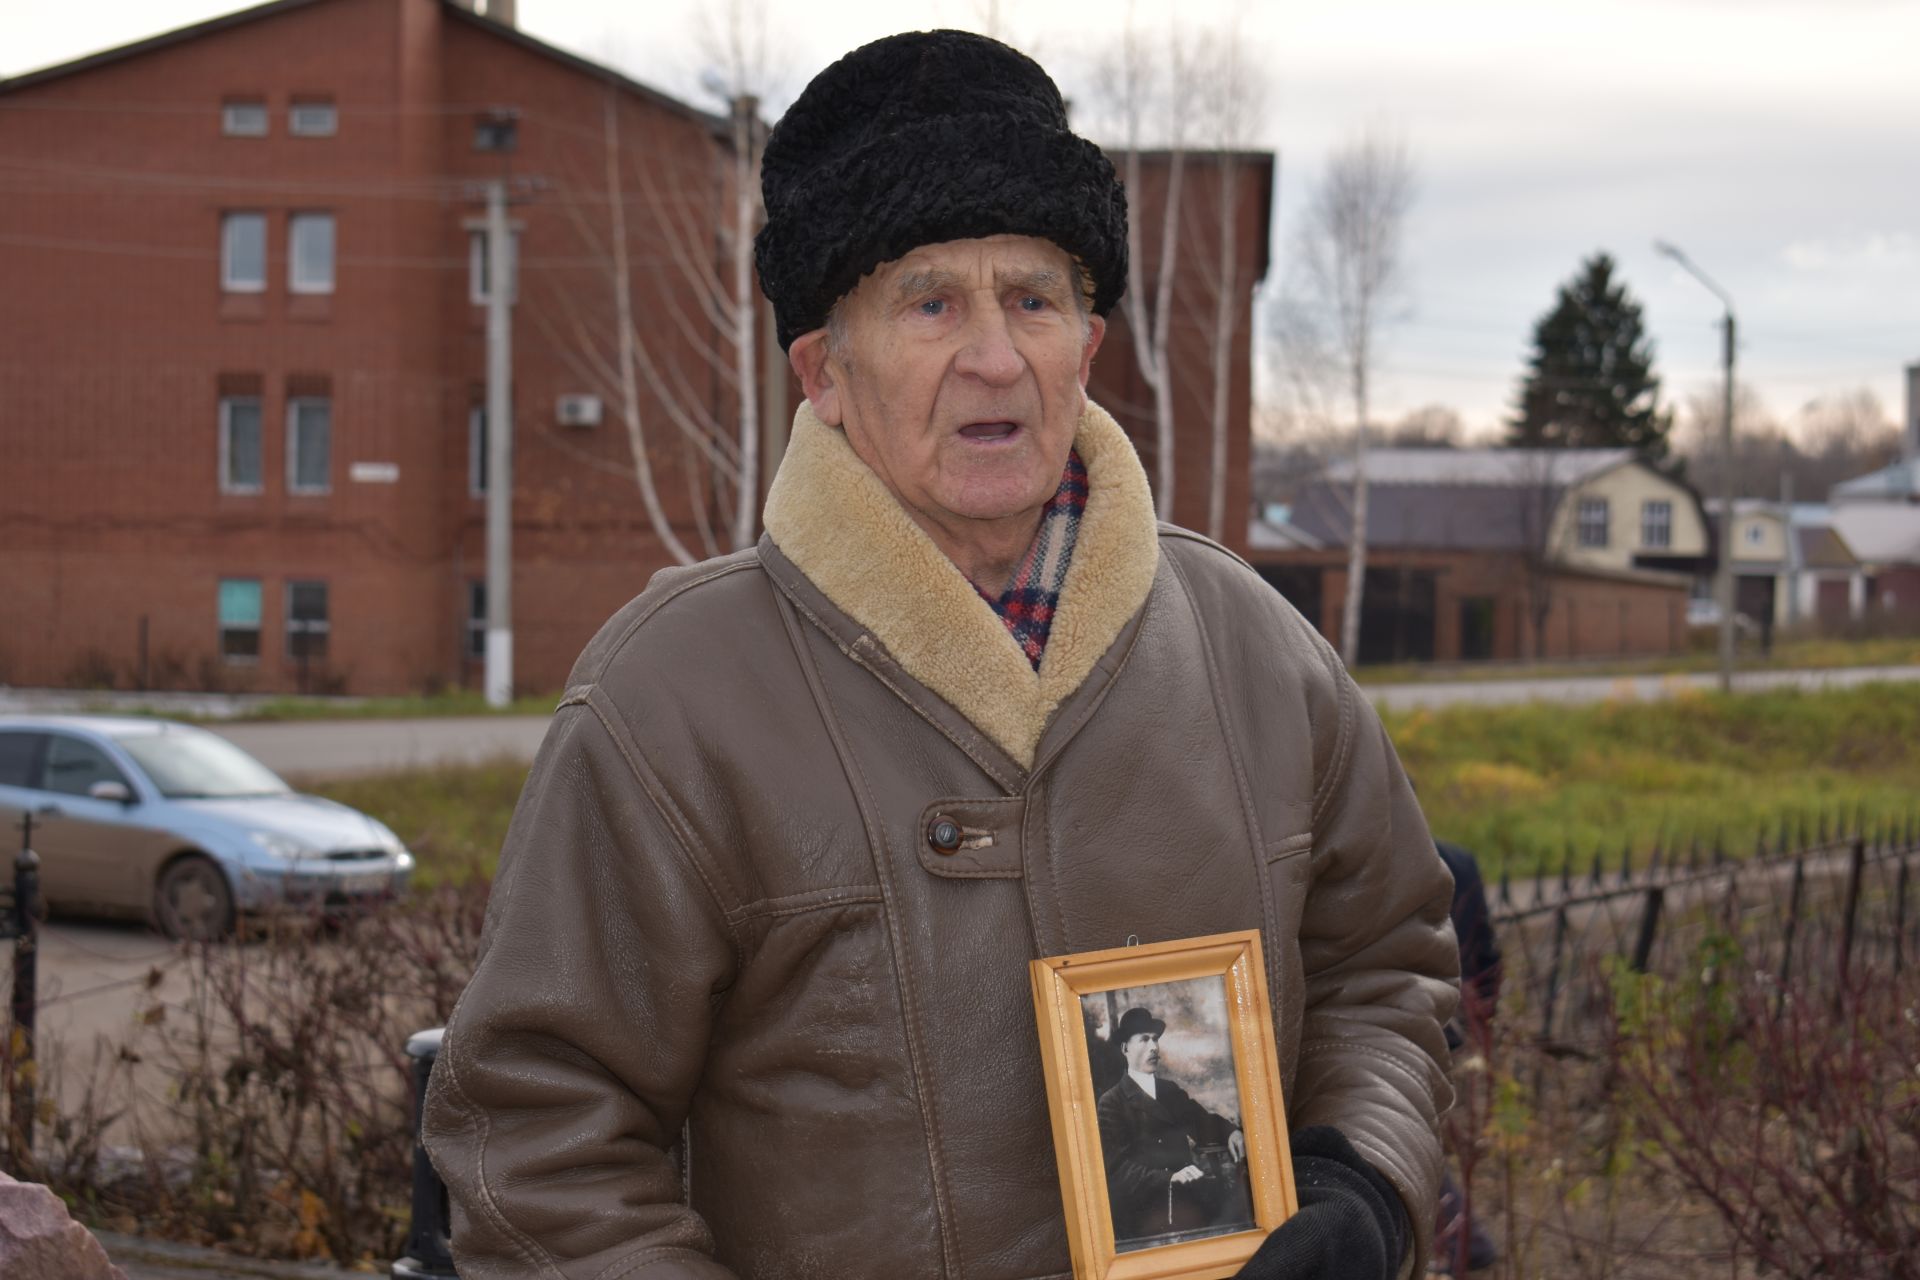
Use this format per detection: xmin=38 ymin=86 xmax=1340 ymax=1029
xmin=556 ymin=394 xmax=602 ymax=427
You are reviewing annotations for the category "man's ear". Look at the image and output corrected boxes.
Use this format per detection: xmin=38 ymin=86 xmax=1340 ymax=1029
xmin=1077 ymin=313 xmax=1107 ymax=389
xmin=789 ymin=331 xmax=843 ymax=426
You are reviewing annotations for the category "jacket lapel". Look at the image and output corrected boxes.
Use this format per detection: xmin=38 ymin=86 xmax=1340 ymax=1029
xmin=762 ymin=399 xmax=1159 ymax=770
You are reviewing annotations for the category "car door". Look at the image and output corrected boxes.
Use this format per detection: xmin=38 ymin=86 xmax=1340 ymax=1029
xmin=32 ymin=732 xmax=166 ymax=916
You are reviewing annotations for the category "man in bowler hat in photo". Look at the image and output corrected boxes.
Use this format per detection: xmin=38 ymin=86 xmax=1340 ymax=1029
xmin=1097 ymin=1006 xmax=1255 ymax=1244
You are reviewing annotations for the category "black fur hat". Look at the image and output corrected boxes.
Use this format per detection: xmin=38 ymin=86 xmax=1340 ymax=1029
xmin=755 ymin=30 xmax=1128 ymax=351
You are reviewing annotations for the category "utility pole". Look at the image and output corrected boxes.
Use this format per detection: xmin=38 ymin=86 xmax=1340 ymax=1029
xmin=1656 ymin=241 xmax=1737 ymax=694
xmin=484 ymin=176 xmax=514 ymax=708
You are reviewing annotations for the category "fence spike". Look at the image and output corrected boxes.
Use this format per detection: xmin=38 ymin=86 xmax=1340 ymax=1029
xmin=1818 ymin=807 xmax=1830 ymax=848
xmin=1755 ymin=830 xmax=1769 ymax=863
xmin=1776 ymin=813 xmax=1791 ymax=858
xmin=1619 ymin=840 xmax=1635 ymax=886
xmin=1647 ymin=841 xmax=1663 ymax=883
xmin=1589 ymin=846 xmax=1605 ymax=888
xmin=1497 ymin=867 xmax=1512 ymax=908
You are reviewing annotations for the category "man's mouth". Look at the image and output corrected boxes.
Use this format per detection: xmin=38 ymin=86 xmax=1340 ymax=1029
xmin=958 ymin=420 xmax=1020 ymax=441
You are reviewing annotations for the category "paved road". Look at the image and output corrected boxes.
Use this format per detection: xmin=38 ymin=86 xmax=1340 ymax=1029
xmin=1363 ymin=662 xmax=1920 ymax=712
xmin=209 ymin=715 xmax=551 ymax=780
xmin=9 ymin=664 xmax=1918 ymax=781
xmin=198 ymin=664 xmax=1920 ymax=779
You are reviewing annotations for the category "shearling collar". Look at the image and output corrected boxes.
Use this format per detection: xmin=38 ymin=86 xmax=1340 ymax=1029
xmin=762 ymin=399 xmax=1160 ymax=769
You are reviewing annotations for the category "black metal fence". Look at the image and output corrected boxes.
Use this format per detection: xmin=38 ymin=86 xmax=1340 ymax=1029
xmin=2 ymin=813 xmax=42 ymax=1173
xmin=1488 ymin=811 xmax=1920 ymax=1064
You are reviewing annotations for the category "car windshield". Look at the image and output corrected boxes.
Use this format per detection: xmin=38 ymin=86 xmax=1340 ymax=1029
xmin=112 ymin=728 xmax=291 ymax=799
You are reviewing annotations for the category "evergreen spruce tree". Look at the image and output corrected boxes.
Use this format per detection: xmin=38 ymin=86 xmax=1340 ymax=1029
xmin=1510 ymin=252 xmax=1672 ymax=457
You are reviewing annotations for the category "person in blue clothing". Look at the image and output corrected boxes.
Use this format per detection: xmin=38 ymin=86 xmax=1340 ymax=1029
xmin=1433 ymin=840 xmax=1502 ymax=1274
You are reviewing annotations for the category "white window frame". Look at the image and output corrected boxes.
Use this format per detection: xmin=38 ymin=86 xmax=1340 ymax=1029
xmin=1640 ymin=499 xmax=1672 ymax=550
xmin=288 ymin=212 xmax=335 ymax=294
xmin=1577 ymin=497 xmax=1610 ymax=548
xmin=222 ymin=101 xmax=268 ymax=137
xmin=218 ymin=577 xmax=263 ymax=664
xmin=468 ymin=404 xmax=488 ymax=497
xmin=221 ymin=212 xmax=267 ymax=293
xmin=288 ymin=101 xmax=337 ymax=137
xmin=285 ymin=580 xmax=331 ymax=662
xmin=218 ymin=395 xmax=264 ymax=494
xmin=466 ymin=227 xmax=520 ymax=305
xmin=287 ymin=396 xmax=332 ymax=494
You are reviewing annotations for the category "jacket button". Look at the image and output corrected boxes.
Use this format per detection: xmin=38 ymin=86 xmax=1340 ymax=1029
xmin=927 ymin=818 xmax=963 ymax=854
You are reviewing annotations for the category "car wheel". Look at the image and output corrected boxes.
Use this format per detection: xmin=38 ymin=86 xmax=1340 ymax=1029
xmin=155 ymin=855 xmax=235 ymax=941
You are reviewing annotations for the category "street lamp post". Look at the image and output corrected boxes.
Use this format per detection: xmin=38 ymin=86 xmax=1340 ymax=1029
xmin=1655 ymin=241 xmax=1737 ymax=695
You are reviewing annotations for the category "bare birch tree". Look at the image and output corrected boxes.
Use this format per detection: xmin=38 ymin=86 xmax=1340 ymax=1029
xmin=528 ymin=2 xmax=775 ymax=567
xmin=1289 ymin=131 xmax=1414 ymax=667
xmin=1091 ymin=2 xmax=1195 ymax=521
xmin=1188 ymin=25 xmax=1265 ymax=542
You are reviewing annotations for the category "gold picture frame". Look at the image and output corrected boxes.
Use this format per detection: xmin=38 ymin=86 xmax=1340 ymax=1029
xmin=1030 ymin=930 xmax=1297 ymax=1280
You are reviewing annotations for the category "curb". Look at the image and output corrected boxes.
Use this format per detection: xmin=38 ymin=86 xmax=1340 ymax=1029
xmin=96 ymin=1231 xmax=365 ymax=1279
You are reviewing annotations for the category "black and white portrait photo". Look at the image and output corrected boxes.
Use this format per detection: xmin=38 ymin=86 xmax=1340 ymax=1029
xmin=1081 ymin=976 xmax=1258 ymax=1253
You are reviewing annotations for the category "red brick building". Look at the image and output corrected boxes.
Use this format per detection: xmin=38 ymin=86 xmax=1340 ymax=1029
xmin=0 ymin=0 xmax=1272 ymax=696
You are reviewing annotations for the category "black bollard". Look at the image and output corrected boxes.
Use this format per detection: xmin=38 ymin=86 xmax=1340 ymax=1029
xmin=392 ymin=1027 xmax=459 ymax=1279
xmin=8 ymin=817 xmax=42 ymax=1167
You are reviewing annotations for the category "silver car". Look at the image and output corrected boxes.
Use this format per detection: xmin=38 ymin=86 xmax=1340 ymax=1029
xmin=0 ymin=715 xmax=414 ymax=939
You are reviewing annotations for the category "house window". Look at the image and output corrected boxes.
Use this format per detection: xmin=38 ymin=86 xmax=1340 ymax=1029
xmin=287 ymin=397 xmax=331 ymax=493
xmin=287 ymin=581 xmax=330 ymax=661
xmin=1641 ymin=500 xmax=1672 ymax=549
xmin=222 ymin=100 xmax=268 ymax=137
xmin=1577 ymin=497 xmax=1610 ymax=548
xmin=219 ymin=396 xmax=263 ymax=493
xmin=289 ymin=213 xmax=335 ymax=293
xmin=469 ymin=405 xmax=488 ymax=496
xmin=219 ymin=578 xmax=262 ymax=661
xmin=221 ymin=212 xmax=267 ymax=292
xmin=466 ymin=581 xmax=487 ymax=660
xmin=467 ymin=229 xmax=519 ymax=304
xmin=289 ymin=100 xmax=337 ymax=137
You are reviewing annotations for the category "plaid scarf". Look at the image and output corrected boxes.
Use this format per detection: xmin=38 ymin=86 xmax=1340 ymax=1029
xmin=976 ymin=449 xmax=1089 ymax=670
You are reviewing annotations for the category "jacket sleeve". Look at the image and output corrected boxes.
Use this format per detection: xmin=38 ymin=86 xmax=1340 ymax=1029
xmin=423 ymin=694 xmax=743 ymax=1280
xmin=1293 ymin=668 xmax=1460 ymax=1275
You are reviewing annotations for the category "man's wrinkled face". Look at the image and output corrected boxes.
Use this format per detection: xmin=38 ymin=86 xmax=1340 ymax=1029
xmin=1121 ymin=1032 xmax=1160 ymax=1075
xmin=791 ymin=235 xmax=1105 ymax=542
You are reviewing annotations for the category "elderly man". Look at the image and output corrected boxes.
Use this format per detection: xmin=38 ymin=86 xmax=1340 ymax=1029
xmin=1097 ymin=1007 xmax=1253 ymax=1243
xmin=424 ymin=29 xmax=1456 ymax=1280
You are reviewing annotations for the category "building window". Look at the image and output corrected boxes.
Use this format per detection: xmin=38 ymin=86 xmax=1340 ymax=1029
xmin=219 ymin=396 xmax=263 ymax=493
xmin=287 ymin=581 xmax=330 ymax=661
xmin=219 ymin=578 xmax=262 ymax=661
xmin=222 ymin=100 xmax=268 ymax=137
xmin=469 ymin=405 xmax=488 ymax=496
xmin=289 ymin=100 xmax=337 ymax=137
xmin=289 ymin=213 xmax=335 ymax=293
xmin=1745 ymin=522 xmax=1767 ymax=547
xmin=287 ymin=397 xmax=331 ymax=493
xmin=1577 ymin=497 xmax=1610 ymax=548
xmin=467 ymin=229 xmax=519 ymax=304
xmin=222 ymin=212 xmax=267 ymax=292
xmin=467 ymin=581 xmax=487 ymax=660
xmin=1641 ymin=499 xmax=1672 ymax=549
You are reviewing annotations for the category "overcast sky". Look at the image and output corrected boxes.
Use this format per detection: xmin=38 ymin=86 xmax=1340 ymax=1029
xmin=7 ymin=0 xmax=1917 ymax=442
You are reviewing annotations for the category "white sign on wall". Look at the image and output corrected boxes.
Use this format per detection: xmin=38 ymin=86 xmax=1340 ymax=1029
xmin=349 ymin=461 xmax=400 ymax=484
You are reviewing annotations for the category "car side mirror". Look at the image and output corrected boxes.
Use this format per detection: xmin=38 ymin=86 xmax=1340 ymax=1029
xmin=88 ymin=780 xmax=134 ymax=805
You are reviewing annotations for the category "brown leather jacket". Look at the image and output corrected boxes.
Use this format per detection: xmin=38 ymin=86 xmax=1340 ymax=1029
xmin=424 ymin=403 xmax=1458 ymax=1280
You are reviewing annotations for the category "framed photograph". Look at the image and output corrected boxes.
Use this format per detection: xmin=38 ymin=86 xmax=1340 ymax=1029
xmin=1030 ymin=930 xmax=1296 ymax=1280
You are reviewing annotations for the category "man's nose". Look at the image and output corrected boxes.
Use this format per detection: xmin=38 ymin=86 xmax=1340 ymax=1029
xmin=952 ymin=305 xmax=1024 ymax=387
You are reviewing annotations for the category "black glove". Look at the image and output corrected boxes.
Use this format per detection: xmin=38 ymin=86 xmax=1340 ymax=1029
xmin=1233 ymin=1126 xmax=1410 ymax=1280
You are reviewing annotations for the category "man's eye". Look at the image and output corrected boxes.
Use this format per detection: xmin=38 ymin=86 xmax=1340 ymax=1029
xmin=1017 ymin=295 xmax=1048 ymax=312
xmin=918 ymin=298 xmax=947 ymax=317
